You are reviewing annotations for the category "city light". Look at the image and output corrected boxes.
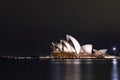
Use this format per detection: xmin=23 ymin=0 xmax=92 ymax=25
xmin=112 ymin=47 xmax=116 ymax=51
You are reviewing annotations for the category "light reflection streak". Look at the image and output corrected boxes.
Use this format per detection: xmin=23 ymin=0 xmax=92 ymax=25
xmin=112 ymin=59 xmax=117 ymax=65
xmin=84 ymin=62 xmax=93 ymax=80
xmin=51 ymin=59 xmax=93 ymax=64
xmin=63 ymin=59 xmax=81 ymax=80
xmin=50 ymin=59 xmax=94 ymax=80
xmin=56 ymin=63 xmax=60 ymax=80
xmin=111 ymin=59 xmax=119 ymax=80
xmin=50 ymin=59 xmax=120 ymax=80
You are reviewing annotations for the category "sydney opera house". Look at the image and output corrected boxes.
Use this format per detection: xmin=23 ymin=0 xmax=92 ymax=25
xmin=50 ymin=35 xmax=108 ymax=59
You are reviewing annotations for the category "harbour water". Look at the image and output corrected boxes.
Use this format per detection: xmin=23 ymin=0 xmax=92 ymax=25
xmin=0 ymin=59 xmax=120 ymax=80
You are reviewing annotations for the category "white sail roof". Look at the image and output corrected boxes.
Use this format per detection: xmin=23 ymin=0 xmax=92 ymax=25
xmin=93 ymin=49 xmax=107 ymax=55
xmin=82 ymin=44 xmax=93 ymax=54
xmin=60 ymin=40 xmax=75 ymax=53
xmin=80 ymin=48 xmax=84 ymax=53
xmin=99 ymin=49 xmax=107 ymax=55
xmin=60 ymin=40 xmax=71 ymax=52
xmin=52 ymin=42 xmax=55 ymax=47
xmin=66 ymin=35 xmax=81 ymax=54
xmin=93 ymin=49 xmax=97 ymax=52
xmin=63 ymin=46 xmax=69 ymax=52
xmin=54 ymin=43 xmax=63 ymax=51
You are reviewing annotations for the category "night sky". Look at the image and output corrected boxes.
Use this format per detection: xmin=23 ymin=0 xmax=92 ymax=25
xmin=0 ymin=0 xmax=120 ymax=55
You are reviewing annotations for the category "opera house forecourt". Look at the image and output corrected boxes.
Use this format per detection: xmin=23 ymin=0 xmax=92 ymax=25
xmin=50 ymin=34 xmax=108 ymax=59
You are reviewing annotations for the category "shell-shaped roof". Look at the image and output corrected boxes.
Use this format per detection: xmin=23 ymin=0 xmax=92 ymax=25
xmin=99 ymin=49 xmax=107 ymax=54
xmin=66 ymin=35 xmax=81 ymax=54
xmin=53 ymin=43 xmax=63 ymax=51
xmin=93 ymin=49 xmax=107 ymax=55
xmin=63 ymin=46 xmax=69 ymax=52
xmin=60 ymin=40 xmax=75 ymax=53
xmin=82 ymin=44 xmax=93 ymax=54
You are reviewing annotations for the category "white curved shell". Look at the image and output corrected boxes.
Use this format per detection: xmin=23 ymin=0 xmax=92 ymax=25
xmin=93 ymin=49 xmax=107 ymax=55
xmin=60 ymin=40 xmax=71 ymax=52
xmin=93 ymin=49 xmax=97 ymax=52
xmin=51 ymin=42 xmax=55 ymax=48
xmin=66 ymin=35 xmax=81 ymax=54
xmin=80 ymin=48 xmax=84 ymax=53
xmin=82 ymin=44 xmax=93 ymax=54
xmin=63 ymin=46 xmax=69 ymax=52
xmin=99 ymin=49 xmax=107 ymax=55
xmin=60 ymin=40 xmax=75 ymax=53
xmin=55 ymin=43 xmax=63 ymax=51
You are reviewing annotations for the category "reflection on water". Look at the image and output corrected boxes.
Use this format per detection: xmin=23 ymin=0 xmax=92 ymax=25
xmin=50 ymin=59 xmax=94 ymax=80
xmin=63 ymin=60 xmax=81 ymax=80
xmin=50 ymin=59 xmax=120 ymax=80
xmin=111 ymin=59 xmax=119 ymax=80
xmin=51 ymin=59 xmax=93 ymax=64
xmin=0 ymin=59 xmax=120 ymax=80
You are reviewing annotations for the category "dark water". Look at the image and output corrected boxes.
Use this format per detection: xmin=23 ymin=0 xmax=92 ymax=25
xmin=0 ymin=59 xmax=120 ymax=80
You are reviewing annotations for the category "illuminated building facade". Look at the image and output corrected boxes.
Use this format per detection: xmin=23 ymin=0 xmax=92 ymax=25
xmin=51 ymin=35 xmax=107 ymax=58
